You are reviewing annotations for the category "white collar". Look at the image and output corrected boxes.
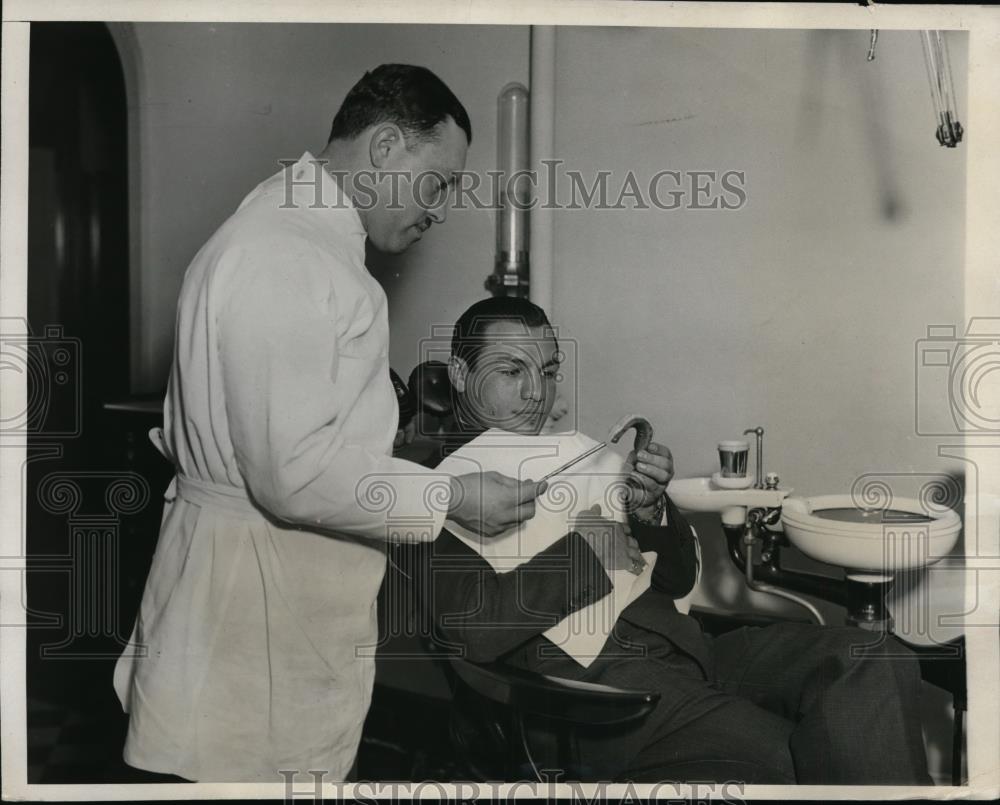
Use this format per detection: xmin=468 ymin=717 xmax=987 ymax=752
xmin=288 ymin=151 xmax=366 ymax=238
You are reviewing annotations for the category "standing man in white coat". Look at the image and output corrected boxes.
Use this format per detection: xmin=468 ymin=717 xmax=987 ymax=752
xmin=114 ymin=64 xmax=546 ymax=783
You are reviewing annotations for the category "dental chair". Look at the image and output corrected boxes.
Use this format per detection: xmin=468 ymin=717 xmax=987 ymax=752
xmin=444 ymin=606 xmax=806 ymax=782
xmin=383 ymin=524 xmax=800 ymax=783
xmin=388 ymin=362 xmax=816 ymax=782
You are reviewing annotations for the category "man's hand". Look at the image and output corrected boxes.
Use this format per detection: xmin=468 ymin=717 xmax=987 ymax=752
xmin=625 ymin=440 xmax=674 ymax=522
xmin=573 ymin=504 xmax=645 ymax=576
xmin=448 ymin=472 xmax=548 ymax=538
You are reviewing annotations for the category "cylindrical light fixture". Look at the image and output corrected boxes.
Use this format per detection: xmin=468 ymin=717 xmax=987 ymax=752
xmin=487 ymin=82 xmax=530 ymax=296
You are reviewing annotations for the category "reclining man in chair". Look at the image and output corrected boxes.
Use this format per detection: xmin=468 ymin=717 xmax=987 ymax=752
xmin=415 ymin=295 xmax=932 ymax=786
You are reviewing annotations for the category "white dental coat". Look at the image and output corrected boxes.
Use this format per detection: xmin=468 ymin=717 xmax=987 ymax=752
xmin=113 ymin=154 xmax=450 ymax=782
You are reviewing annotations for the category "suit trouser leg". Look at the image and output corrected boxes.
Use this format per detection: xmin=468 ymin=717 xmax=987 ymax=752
xmin=545 ymin=624 xmax=797 ymax=784
xmin=708 ymin=622 xmax=933 ymax=785
xmin=620 ymin=661 xmax=798 ymax=785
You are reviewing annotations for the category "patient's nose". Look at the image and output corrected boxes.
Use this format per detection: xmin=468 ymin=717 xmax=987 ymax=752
xmin=521 ymin=370 xmax=544 ymax=401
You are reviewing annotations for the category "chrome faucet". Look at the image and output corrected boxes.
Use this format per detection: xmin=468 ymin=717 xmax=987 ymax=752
xmin=743 ymin=426 xmax=765 ymax=489
xmin=741 ymin=505 xmax=825 ymax=625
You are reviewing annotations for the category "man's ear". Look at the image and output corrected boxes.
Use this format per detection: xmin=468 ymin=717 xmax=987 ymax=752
xmin=448 ymin=355 xmax=469 ymax=393
xmin=368 ymin=123 xmax=404 ymax=169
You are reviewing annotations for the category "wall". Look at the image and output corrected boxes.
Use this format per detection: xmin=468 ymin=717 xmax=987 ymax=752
xmin=117 ymin=22 xmax=529 ymax=391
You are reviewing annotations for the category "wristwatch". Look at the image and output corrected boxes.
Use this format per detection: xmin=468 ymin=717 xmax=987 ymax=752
xmin=633 ymin=493 xmax=666 ymax=526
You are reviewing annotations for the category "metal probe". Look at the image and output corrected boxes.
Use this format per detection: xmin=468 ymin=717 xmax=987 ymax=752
xmin=538 ymin=442 xmax=608 ymax=483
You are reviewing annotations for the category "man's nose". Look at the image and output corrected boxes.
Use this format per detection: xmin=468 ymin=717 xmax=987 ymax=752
xmin=521 ymin=372 xmax=544 ymax=401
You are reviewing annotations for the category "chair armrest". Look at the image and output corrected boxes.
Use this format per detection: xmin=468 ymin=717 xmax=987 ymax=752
xmin=448 ymin=657 xmax=659 ymax=727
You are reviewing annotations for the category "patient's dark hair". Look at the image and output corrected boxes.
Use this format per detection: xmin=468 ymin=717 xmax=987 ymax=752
xmin=451 ymin=297 xmax=554 ymax=371
xmin=328 ymin=64 xmax=472 ymax=145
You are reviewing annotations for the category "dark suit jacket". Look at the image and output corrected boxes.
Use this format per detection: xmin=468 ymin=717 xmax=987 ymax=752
xmin=420 ymin=495 xmax=712 ymax=679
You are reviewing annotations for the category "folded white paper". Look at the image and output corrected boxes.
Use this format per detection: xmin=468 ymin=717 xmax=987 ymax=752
xmin=540 ymin=549 xmax=657 ymax=667
xmin=436 ymin=428 xmax=657 ymax=667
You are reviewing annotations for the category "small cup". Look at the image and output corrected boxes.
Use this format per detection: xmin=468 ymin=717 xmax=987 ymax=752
xmin=718 ymin=440 xmax=749 ymax=478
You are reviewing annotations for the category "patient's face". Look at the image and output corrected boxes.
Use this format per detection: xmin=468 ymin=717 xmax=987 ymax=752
xmin=458 ymin=321 xmax=560 ymax=435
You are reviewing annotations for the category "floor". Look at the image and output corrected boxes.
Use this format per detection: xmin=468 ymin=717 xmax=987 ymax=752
xmin=25 ymin=681 xmax=458 ymax=785
xmin=27 ymin=693 xmax=142 ymax=784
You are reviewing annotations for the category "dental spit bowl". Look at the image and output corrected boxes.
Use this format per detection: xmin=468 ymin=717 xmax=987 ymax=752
xmin=780 ymin=495 xmax=961 ymax=572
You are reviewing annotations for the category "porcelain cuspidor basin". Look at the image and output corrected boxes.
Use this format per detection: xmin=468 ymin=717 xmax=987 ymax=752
xmin=780 ymin=495 xmax=961 ymax=572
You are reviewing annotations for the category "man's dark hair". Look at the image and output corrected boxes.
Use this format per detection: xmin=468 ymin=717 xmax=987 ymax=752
xmin=451 ymin=296 xmax=553 ymax=371
xmin=328 ymin=64 xmax=472 ymax=146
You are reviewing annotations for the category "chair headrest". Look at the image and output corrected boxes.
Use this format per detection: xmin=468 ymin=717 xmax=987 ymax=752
xmin=408 ymin=361 xmax=453 ymax=417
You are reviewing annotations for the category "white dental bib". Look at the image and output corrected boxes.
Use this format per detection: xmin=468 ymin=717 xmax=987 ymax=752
xmin=436 ymin=428 xmax=656 ymax=668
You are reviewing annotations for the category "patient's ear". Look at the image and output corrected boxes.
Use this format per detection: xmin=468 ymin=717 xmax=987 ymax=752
xmin=448 ymin=356 xmax=468 ymax=393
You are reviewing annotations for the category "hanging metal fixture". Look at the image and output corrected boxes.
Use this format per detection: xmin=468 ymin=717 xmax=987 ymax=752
xmin=919 ymin=30 xmax=964 ymax=148
xmin=867 ymin=29 xmax=963 ymax=148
